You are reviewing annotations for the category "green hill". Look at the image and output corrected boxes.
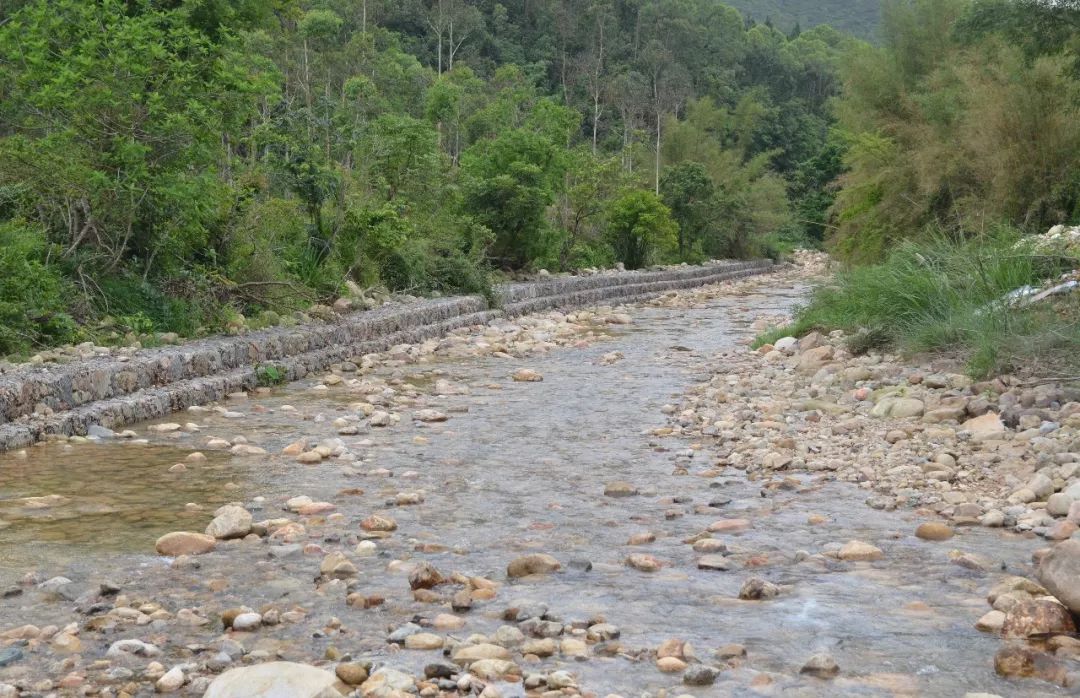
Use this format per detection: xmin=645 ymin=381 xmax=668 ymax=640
xmin=723 ymin=0 xmax=882 ymax=40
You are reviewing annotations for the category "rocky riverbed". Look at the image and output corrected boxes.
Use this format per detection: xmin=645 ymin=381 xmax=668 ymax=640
xmin=0 ymin=255 xmax=1077 ymax=697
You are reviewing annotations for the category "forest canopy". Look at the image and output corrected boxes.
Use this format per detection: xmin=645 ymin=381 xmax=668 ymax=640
xmin=0 ymin=0 xmax=1077 ymax=355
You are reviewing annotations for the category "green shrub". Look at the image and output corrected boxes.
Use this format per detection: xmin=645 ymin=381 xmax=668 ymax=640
xmin=0 ymin=222 xmax=77 ymax=355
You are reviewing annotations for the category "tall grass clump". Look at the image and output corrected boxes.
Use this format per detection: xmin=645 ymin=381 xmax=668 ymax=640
xmin=785 ymin=229 xmax=1080 ymax=376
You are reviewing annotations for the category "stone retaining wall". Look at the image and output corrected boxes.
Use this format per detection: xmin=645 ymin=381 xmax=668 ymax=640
xmin=0 ymin=259 xmax=774 ymax=451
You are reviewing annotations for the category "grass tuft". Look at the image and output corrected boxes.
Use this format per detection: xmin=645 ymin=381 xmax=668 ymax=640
xmin=757 ymin=229 xmax=1080 ymax=377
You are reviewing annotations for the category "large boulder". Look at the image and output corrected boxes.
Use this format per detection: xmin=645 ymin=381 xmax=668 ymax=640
xmin=1037 ymin=540 xmax=1080 ymax=615
xmin=203 ymin=662 xmax=342 ymax=698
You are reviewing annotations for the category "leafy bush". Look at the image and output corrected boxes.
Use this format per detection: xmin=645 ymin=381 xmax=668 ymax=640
xmin=0 ymin=222 xmax=77 ymax=355
xmin=604 ymin=191 xmax=679 ymax=270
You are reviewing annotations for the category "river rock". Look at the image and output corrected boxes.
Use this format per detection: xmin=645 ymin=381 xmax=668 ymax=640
xmin=320 ymin=552 xmax=357 ymax=579
xmin=683 ymin=665 xmax=720 ymax=686
xmin=871 ymin=397 xmax=925 ymax=419
xmin=976 ymin=610 xmax=1006 ymax=633
xmin=512 ymin=369 xmax=544 ymax=382
xmin=1001 ymin=598 xmax=1077 ymax=639
xmin=470 ymin=658 xmax=522 ymax=681
xmin=507 ymin=554 xmax=561 ymax=578
xmin=206 ymin=505 xmax=252 ymax=539
xmin=156 ymin=666 xmax=184 ymax=693
xmin=409 ymin=562 xmax=445 ymax=590
xmin=231 ymin=612 xmax=262 ymax=631
xmin=204 ymin=662 xmax=341 ymax=698
xmin=404 ymin=633 xmax=444 ymax=650
xmin=656 ymin=656 xmax=687 ymax=672
xmin=800 ymin=653 xmax=839 ymax=679
xmin=359 ymin=667 xmax=415 ymax=696
xmin=626 ymin=553 xmax=662 ymax=572
xmin=604 ymin=481 xmax=639 ymax=497
xmin=994 ymin=644 xmax=1069 ymax=685
xmin=962 ymin=413 xmax=1005 ymax=441
xmin=453 ymin=643 xmax=511 ymax=665
xmin=155 ymin=531 xmax=216 ymax=556
xmin=915 ymin=522 xmax=954 ymax=541
xmin=739 ymin=577 xmax=780 ymax=600
xmin=838 ymin=540 xmax=884 ymax=561
xmin=360 ymin=514 xmax=397 ymax=532
xmin=1036 ymin=540 xmax=1080 ymax=614
xmin=1047 ymin=493 xmax=1073 ymax=517
xmin=335 ymin=663 xmax=368 ymax=686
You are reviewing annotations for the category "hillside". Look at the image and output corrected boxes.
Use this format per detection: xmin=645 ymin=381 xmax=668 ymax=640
xmin=724 ymin=0 xmax=882 ymax=40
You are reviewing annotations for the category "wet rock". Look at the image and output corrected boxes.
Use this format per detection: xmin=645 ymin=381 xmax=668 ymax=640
xmin=155 ymin=531 xmax=216 ymax=556
xmin=1001 ymin=599 xmax=1077 ymax=639
xmin=800 ymin=653 xmax=840 ymax=679
xmin=716 ymin=644 xmax=747 ymax=660
xmin=837 ymin=540 xmax=884 ymax=561
xmin=0 ymin=648 xmax=23 ymax=668
xmin=512 ymin=369 xmax=544 ymax=382
xmin=408 ymin=562 xmax=445 ymax=590
xmin=697 ymin=554 xmax=733 ymax=571
xmin=320 ymin=552 xmax=358 ymax=579
xmin=206 ymin=505 xmax=253 ymax=540
xmin=1037 ymin=540 xmax=1080 ymax=614
xmin=994 ymin=644 xmax=1069 ymax=685
xmin=507 ymin=554 xmax=561 ymax=578
xmin=739 ymin=577 xmax=781 ymax=600
xmin=360 ymin=514 xmax=397 ymax=532
xmin=915 ymin=522 xmax=954 ymax=541
xmin=626 ymin=553 xmax=662 ymax=572
xmin=683 ymin=665 xmax=720 ymax=686
xmin=707 ymin=518 xmax=750 ymax=533
xmin=424 ymin=662 xmax=457 ymax=679
xmin=604 ymin=481 xmax=639 ymax=497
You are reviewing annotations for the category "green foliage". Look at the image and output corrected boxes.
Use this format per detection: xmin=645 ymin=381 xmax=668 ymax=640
xmin=660 ymin=162 xmax=714 ymax=261
xmin=0 ymin=0 xmax=847 ymax=355
xmin=604 ymin=191 xmax=679 ymax=270
xmin=0 ymin=222 xmax=77 ymax=355
xmin=723 ymin=0 xmax=882 ymax=40
xmin=462 ymin=129 xmax=566 ymax=269
xmin=831 ymin=0 xmax=1080 ymax=262
xmin=255 ymin=364 xmax=286 ymax=387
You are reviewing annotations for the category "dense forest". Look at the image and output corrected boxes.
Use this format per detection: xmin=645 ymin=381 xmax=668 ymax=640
xmin=723 ymin=0 xmax=882 ymax=40
xmin=0 ymin=0 xmax=1078 ymax=356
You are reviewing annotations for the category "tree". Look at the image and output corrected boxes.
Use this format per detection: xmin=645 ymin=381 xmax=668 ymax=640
xmin=604 ymin=190 xmax=678 ymax=269
xmin=660 ymin=162 xmax=715 ymax=259
xmin=461 ymin=129 xmax=566 ymax=269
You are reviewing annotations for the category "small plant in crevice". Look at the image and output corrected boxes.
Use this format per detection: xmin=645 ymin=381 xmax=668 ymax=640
xmin=255 ymin=364 xmax=286 ymax=387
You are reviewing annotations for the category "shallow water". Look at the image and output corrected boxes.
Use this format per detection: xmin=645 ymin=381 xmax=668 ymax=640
xmin=0 ymin=281 xmax=1063 ymax=696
